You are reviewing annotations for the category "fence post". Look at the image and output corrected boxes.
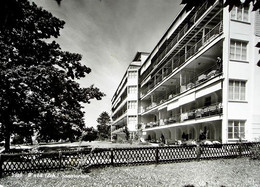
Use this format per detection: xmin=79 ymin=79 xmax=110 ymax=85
xmin=155 ymin=147 xmax=159 ymax=164
xmin=238 ymin=143 xmax=242 ymax=157
xmin=110 ymin=148 xmax=114 ymax=166
xmin=58 ymin=151 xmax=62 ymax=170
xmin=0 ymin=154 xmax=2 ymax=178
xmin=196 ymin=144 xmax=201 ymax=161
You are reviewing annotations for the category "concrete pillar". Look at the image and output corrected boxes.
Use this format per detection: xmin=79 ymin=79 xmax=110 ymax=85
xmin=188 ymin=125 xmax=197 ymax=140
xmin=176 ymin=128 xmax=182 ymax=140
xmin=169 ymin=128 xmax=176 ymax=140
xmin=161 ymin=129 xmax=171 ymax=139
xmin=221 ymin=5 xmax=231 ymax=143
xmin=180 ymin=72 xmax=182 ymax=86
xmin=155 ymin=130 xmax=161 ymax=140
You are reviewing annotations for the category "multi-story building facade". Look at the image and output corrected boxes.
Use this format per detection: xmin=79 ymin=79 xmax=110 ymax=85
xmin=112 ymin=0 xmax=260 ymax=143
xmin=138 ymin=1 xmax=260 ymax=143
xmin=111 ymin=52 xmax=149 ymax=141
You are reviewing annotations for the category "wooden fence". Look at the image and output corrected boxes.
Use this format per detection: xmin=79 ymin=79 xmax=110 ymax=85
xmin=1 ymin=142 xmax=259 ymax=177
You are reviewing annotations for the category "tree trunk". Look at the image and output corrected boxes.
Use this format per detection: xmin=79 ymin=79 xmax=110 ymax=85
xmin=4 ymin=132 xmax=10 ymax=152
xmin=30 ymin=136 xmax=33 ymax=145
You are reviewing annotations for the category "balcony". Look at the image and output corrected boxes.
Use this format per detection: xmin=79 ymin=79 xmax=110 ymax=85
xmin=142 ymin=64 xmax=222 ymax=114
xmin=112 ymin=110 xmax=127 ymax=124
xmin=144 ymin=102 xmax=158 ymax=112
xmin=145 ymin=121 xmax=159 ymax=129
xmin=144 ymin=102 xmax=223 ymax=129
xmin=112 ymin=91 xmax=127 ymax=113
xmin=140 ymin=1 xmax=222 ymax=83
xmin=112 ymin=126 xmax=125 ymax=134
xmin=140 ymin=21 xmax=223 ymax=98
xmin=151 ymin=2 xmax=212 ymax=67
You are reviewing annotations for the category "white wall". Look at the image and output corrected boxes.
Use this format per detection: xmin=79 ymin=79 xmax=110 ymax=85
xmin=227 ymin=8 xmax=260 ymax=141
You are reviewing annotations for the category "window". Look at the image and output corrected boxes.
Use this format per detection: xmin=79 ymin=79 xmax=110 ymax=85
xmin=128 ymin=71 xmax=137 ymax=79
xmin=128 ymin=86 xmax=137 ymax=94
xmin=128 ymin=101 xmax=137 ymax=109
xmin=231 ymin=6 xmax=249 ymax=22
xmin=256 ymin=11 xmax=260 ymax=36
xmin=129 ymin=66 xmax=137 ymax=69
xmin=128 ymin=116 xmax=137 ymax=125
xmin=230 ymin=40 xmax=247 ymax=61
xmin=228 ymin=120 xmax=245 ymax=139
xmin=229 ymin=80 xmax=246 ymax=101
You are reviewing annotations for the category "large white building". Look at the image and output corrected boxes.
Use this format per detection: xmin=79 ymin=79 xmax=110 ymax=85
xmin=112 ymin=0 xmax=260 ymax=143
xmin=111 ymin=52 xmax=149 ymax=141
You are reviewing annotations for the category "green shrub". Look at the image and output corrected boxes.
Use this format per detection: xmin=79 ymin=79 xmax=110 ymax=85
xmin=117 ymin=139 xmax=123 ymax=143
xmin=250 ymin=146 xmax=260 ymax=160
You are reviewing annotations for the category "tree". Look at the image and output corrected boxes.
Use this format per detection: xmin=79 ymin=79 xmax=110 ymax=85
xmin=123 ymin=126 xmax=130 ymax=141
xmin=0 ymin=0 xmax=105 ymax=151
xmin=96 ymin=112 xmax=111 ymax=140
xmin=181 ymin=0 xmax=260 ymax=65
xmin=81 ymin=127 xmax=98 ymax=142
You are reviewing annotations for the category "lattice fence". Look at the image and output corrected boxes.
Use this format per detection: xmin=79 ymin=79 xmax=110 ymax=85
xmin=1 ymin=142 xmax=259 ymax=177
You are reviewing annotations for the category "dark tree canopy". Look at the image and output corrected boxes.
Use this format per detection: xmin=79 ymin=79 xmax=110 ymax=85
xmin=97 ymin=111 xmax=111 ymax=126
xmin=0 ymin=0 xmax=105 ymax=151
xmin=97 ymin=111 xmax=111 ymax=140
xmin=81 ymin=127 xmax=98 ymax=142
xmin=123 ymin=126 xmax=130 ymax=141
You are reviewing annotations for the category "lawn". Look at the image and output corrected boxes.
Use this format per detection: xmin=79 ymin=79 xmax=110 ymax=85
xmin=0 ymin=141 xmax=152 ymax=152
xmin=1 ymin=158 xmax=259 ymax=187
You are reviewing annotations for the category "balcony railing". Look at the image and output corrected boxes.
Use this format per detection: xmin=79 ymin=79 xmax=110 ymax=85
xmin=144 ymin=102 xmax=158 ymax=112
xmin=144 ymin=102 xmax=223 ymax=129
xmin=112 ymin=110 xmax=127 ymax=122
xmin=140 ymin=1 xmax=220 ymax=83
xmin=141 ymin=63 xmax=222 ymax=113
xmin=140 ymin=21 xmax=223 ymax=98
xmin=112 ymin=126 xmax=125 ymax=134
xmin=152 ymin=2 xmax=212 ymax=67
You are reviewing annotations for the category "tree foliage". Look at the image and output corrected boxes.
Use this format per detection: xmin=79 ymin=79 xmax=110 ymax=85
xmin=0 ymin=0 xmax=105 ymax=151
xmin=97 ymin=111 xmax=111 ymax=126
xmin=123 ymin=126 xmax=130 ymax=141
xmin=97 ymin=111 xmax=111 ymax=140
xmin=81 ymin=127 xmax=98 ymax=142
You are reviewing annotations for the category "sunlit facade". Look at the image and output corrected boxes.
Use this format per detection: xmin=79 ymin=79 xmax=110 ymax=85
xmin=111 ymin=1 xmax=260 ymax=143
xmin=139 ymin=1 xmax=260 ymax=143
xmin=111 ymin=52 xmax=149 ymax=141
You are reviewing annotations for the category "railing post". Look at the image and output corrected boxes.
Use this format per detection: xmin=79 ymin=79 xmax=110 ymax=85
xmin=238 ymin=142 xmax=242 ymax=157
xmin=196 ymin=144 xmax=201 ymax=161
xmin=58 ymin=151 xmax=62 ymax=170
xmin=0 ymin=154 xmax=2 ymax=178
xmin=155 ymin=147 xmax=159 ymax=164
xmin=110 ymin=148 xmax=114 ymax=166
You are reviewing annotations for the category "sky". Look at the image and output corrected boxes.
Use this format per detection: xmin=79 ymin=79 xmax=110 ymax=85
xmin=34 ymin=0 xmax=183 ymax=127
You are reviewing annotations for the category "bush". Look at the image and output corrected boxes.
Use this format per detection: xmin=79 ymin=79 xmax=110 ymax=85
xmin=117 ymin=139 xmax=124 ymax=143
xmin=250 ymin=146 xmax=260 ymax=160
xmin=12 ymin=134 xmax=24 ymax=144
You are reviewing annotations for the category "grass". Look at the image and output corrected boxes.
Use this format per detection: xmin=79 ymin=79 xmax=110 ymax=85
xmin=0 ymin=141 xmax=152 ymax=152
xmin=1 ymin=158 xmax=260 ymax=187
